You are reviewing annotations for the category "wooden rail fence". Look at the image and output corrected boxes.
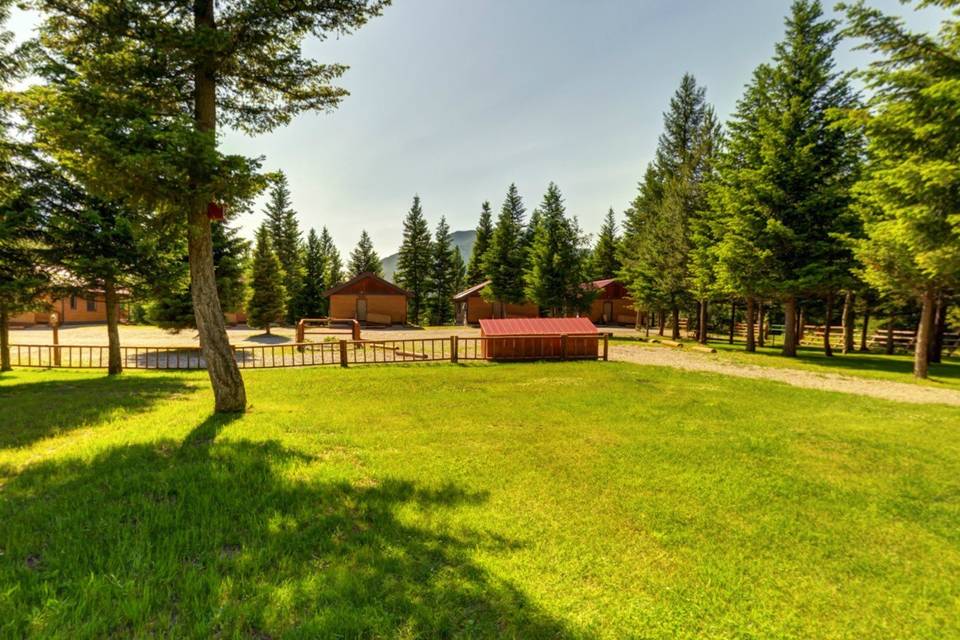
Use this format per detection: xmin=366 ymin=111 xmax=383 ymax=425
xmin=8 ymin=334 xmax=610 ymax=370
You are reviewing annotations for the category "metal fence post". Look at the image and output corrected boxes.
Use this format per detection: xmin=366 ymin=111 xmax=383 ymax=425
xmin=451 ymin=335 xmax=459 ymax=363
xmin=339 ymin=339 xmax=349 ymax=368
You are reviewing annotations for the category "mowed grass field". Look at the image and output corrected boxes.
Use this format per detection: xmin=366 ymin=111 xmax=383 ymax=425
xmin=1 ymin=362 xmax=959 ymax=639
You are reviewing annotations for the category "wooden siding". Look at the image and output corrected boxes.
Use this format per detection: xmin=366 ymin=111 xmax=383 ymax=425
xmin=329 ymin=293 xmax=408 ymax=325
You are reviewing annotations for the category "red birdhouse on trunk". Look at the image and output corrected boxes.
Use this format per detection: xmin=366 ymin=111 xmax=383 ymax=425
xmin=207 ymin=201 xmax=225 ymax=221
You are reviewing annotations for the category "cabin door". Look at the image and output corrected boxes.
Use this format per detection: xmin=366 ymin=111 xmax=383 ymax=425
xmin=356 ymin=298 xmax=368 ymax=322
xmin=602 ymin=301 xmax=613 ymax=325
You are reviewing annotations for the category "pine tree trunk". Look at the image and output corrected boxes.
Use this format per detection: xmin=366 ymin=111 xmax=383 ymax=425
xmin=886 ymin=313 xmax=895 ymax=355
xmin=698 ymin=300 xmax=708 ymax=344
xmin=757 ymin=301 xmax=766 ymax=348
xmin=859 ymin=302 xmax=871 ymax=352
xmin=914 ymin=288 xmax=935 ymax=379
xmin=745 ymin=297 xmax=756 ymax=353
xmin=841 ymin=291 xmax=855 ymax=354
xmin=782 ymin=296 xmax=798 ymax=357
xmin=105 ymin=279 xmax=122 ymax=375
xmin=191 ymin=0 xmax=246 ymax=413
xmin=265 ymin=323 xmax=271 ymax=335
xmin=796 ymin=306 xmax=804 ymax=347
xmin=0 ymin=303 xmax=10 ymax=372
xmin=930 ymin=291 xmax=946 ymax=365
xmin=671 ymin=305 xmax=680 ymax=340
xmin=823 ymin=292 xmax=834 ymax=357
xmin=658 ymin=310 xmax=665 ymax=337
xmin=728 ymin=302 xmax=736 ymax=345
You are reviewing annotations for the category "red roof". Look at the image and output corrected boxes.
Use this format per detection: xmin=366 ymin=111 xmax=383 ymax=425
xmin=479 ymin=317 xmax=598 ymax=336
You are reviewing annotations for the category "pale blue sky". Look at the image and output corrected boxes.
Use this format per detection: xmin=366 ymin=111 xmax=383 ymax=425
xmin=8 ymin=1 xmax=945 ymax=256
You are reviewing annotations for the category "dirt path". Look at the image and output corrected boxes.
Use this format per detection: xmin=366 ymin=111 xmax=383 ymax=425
xmin=610 ymin=345 xmax=960 ymax=406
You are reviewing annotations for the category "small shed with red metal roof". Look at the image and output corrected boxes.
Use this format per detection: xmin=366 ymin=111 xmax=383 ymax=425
xmin=583 ymin=278 xmax=636 ymax=325
xmin=479 ymin=317 xmax=599 ymax=360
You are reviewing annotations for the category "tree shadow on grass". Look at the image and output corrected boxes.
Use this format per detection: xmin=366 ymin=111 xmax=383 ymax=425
xmin=0 ymin=415 xmax=577 ymax=639
xmin=744 ymin=346 xmax=960 ymax=384
xmin=0 ymin=374 xmax=194 ymax=450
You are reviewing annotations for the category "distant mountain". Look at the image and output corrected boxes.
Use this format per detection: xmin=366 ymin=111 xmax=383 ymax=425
xmin=381 ymin=229 xmax=477 ymax=282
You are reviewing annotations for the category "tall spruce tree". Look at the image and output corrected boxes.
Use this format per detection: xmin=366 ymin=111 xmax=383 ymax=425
xmin=247 ymin=224 xmax=285 ymax=334
xmin=300 ymin=228 xmax=328 ymax=318
xmin=319 ymin=227 xmax=343 ymax=286
xmin=395 ymin=195 xmax=433 ymax=324
xmin=452 ymin=247 xmax=467 ymax=294
xmin=591 ymin=208 xmax=621 ymax=279
xmin=620 ymin=74 xmax=719 ymax=339
xmin=349 ymin=230 xmax=382 ymax=277
xmin=430 ymin=216 xmax=456 ymax=324
xmin=466 ymin=201 xmax=494 ymax=285
xmin=263 ymin=172 xmax=303 ymax=323
xmin=25 ymin=0 xmax=386 ymax=412
xmin=525 ymin=183 xmax=590 ymax=315
xmin=840 ymin=0 xmax=960 ymax=377
xmin=483 ymin=184 xmax=527 ymax=307
xmin=738 ymin=1 xmax=862 ymax=357
xmin=46 ymin=190 xmax=178 ymax=374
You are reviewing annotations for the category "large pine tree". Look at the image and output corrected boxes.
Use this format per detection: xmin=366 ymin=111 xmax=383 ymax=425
xmin=263 ymin=172 xmax=303 ymax=324
xmin=525 ymin=183 xmax=590 ymax=315
xmin=247 ymin=224 xmax=285 ymax=334
xmin=620 ymin=74 xmax=719 ymax=339
xmin=395 ymin=195 xmax=433 ymax=324
xmin=349 ymin=230 xmax=382 ymax=277
xmin=840 ymin=0 xmax=960 ymax=377
xmin=319 ymin=227 xmax=343 ymax=287
xmin=300 ymin=228 xmax=328 ymax=318
xmin=483 ymin=184 xmax=528 ymax=306
xmin=590 ymin=208 xmax=621 ymax=280
xmin=24 ymin=0 xmax=386 ymax=412
xmin=466 ymin=201 xmax=493 ymax=285
xmin=742 ymin=0 xmax=862 ymax=356
xmin=430 ymin=216 xmax=456 ymax=325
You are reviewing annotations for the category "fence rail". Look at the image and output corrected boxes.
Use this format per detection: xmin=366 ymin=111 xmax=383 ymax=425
xmin=8 ymin=334 xmax=610 ymax=370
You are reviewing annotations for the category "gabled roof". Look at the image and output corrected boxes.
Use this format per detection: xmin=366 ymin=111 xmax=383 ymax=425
xmin=479 ymin=317 xmax=598 ymax=336
xmin=587 ymin=278 xmax=618 ymax=290
xmin=453 ymin=280 xmax=491 ymax=301
xmin=321 ymin=272 xmax=413 ymax=298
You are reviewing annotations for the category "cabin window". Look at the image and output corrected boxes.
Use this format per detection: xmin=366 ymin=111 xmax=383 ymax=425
xmin=86 ymin=296 xmax=96 ymax=312
xmin=70 ymin=295 xmax=77 ymax=310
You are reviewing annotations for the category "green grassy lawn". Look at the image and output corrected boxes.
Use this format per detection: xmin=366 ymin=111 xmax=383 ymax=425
xmin=2 ymin=363 xmax=959 ymax=639
xmin=613 ymin=334 xmax=960 ymax=389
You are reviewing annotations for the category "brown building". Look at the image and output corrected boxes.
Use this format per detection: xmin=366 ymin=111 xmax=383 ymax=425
xmin=479 ymin=317 xmax=599 ymax=360
xmin=323 ymin=272 xmax=412 ymax=326
xmin=583 ymin=279 xmax=636 ymax=325
xmin=9 ymin=291 xmax=126 ymax=326
xmin=453 ymin=280 xmax=540 ymax=325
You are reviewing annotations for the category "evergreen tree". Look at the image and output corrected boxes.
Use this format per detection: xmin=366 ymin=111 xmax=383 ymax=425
xmin=247 ymin=225 xmax=285 ymax=334
xmin=47 ymin=190 xmax=179 ymax=374
xmin=840 ymin=0 xmax=960 ymax=377
xmin=349 ymin=230 xmax=382 ymax=277
xmin=525 ymin=183 xmax=590 ymax=315
xmin=300 ymin=228 xmax=328 ymax=317
xmin=591 ymin=208 xmax=621 ymax=279
xmin=395 ymin=195 xmax=433 ymax=324
xmin=319 ymin=227 xmax=343 ymax=286
xmin=620 ymin=74 xmax=719 ymax=338
xmin=25 ymin=0 xmax=386 ymax=412
xmin=738 ymin=0 xmax=862 ymax=357
xmin=452 ymin=246 xmax=467 ymax=295
xmin=483 ymin=184 xmax=527 ymax=306
xmin=148 ymin=220 xmax=250 ymax=332
xmin=466 ymin=201 xmax=493 ymax=285
xmin=263 ymin=172 xmax=303 ymax=323
xmin=430 ymin=216 xmax=456 ymax=325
